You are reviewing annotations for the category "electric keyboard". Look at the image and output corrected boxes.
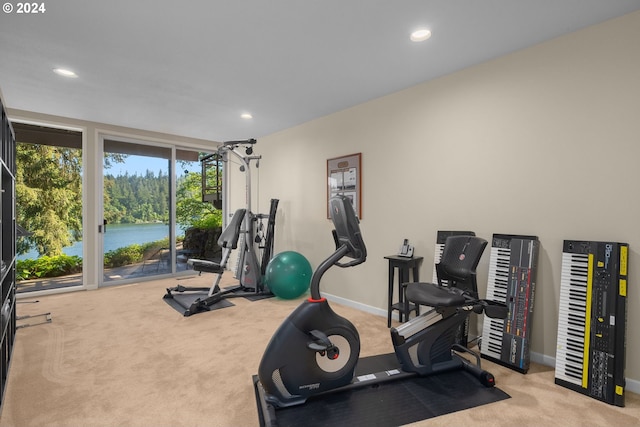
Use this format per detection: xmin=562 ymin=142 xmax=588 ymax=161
xmin=555 ymin=240 xmax=628 ymax=406
xmin=480 ymin=234 xmax=539 ymax=373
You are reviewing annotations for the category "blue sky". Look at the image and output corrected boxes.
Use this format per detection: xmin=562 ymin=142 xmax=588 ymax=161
xmin=105 ymin=155 xmax=200 ymax=177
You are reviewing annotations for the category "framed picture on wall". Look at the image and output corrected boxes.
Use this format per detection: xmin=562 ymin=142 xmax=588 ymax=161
xmin=327 ymin=153 xmax=362 ymax=219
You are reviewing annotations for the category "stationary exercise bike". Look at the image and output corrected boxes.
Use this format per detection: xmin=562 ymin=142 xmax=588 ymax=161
xmin=256 ymin=194 xmax=507 ymax=410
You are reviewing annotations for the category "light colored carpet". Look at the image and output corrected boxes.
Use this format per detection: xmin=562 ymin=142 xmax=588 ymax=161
xmin=1 ymin=273 xmax=638 ymax=427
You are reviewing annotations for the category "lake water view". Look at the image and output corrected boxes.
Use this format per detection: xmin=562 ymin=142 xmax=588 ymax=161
xmin=18 ymin=222 xmax=180 ymax=260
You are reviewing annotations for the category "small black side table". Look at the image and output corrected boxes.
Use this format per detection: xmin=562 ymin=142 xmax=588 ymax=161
xmin=384 ymin=255 xmax=423 ymax=328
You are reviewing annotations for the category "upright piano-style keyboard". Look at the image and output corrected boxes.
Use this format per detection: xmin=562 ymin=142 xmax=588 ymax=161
xmin=480 ymin=234 xmax=539 ymax=373
xmin=555 ymin=240 xmax=628 ymax=406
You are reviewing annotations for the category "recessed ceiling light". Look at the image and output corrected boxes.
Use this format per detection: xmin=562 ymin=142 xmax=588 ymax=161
xmin=53 ymin=68 xmax=78 ymax=78
xmin=241 ymin=113 xmax=253 ymax=119
xmin=410 ymin=29 xmax=432 ymax=42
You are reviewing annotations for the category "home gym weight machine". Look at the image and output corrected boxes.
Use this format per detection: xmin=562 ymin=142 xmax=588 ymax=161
xmin=163 ymin=139 xmax=278 ymax=316
xmin=255 ymin=195 xmax=508 ymax=423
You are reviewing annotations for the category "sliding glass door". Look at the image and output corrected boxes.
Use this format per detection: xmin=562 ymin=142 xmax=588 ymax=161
xmin=101 ymin=138 xmax=210 ymax=286
xmin=14 ymin=122 xmax=84 ymax=293
xmin=101 ymin=139 xmax=172 ymax=285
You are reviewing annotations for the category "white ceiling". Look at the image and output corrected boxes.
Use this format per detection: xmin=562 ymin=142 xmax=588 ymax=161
xmin=1 ymin=0 xmax=639 ymax=142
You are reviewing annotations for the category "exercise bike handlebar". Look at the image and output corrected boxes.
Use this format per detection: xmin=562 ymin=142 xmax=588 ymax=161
xmin=309 ymin=195 xmax=367 ymax=300
xmin=329 ymin=195 xmax=367 ymax=262
xmin=331 ymin=230 xmax=366 ymax=268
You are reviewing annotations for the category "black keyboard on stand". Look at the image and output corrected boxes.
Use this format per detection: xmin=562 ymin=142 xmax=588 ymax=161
xmin=480 ymin=234 xmax=539 ymax=374
xmin=554 ymin=240 xmax=628 ymax=407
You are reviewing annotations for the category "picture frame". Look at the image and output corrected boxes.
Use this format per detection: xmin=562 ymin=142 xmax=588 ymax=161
xmin=327 ymin=153 xmax=362 ymax=219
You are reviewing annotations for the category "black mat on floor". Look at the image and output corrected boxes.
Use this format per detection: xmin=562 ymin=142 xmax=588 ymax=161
xmin=254 ymin=353 xmax=510 ymax=427
xmin=162 ymin=292 xmax=234 ymax=316
xmin=243 ymin=291 xmax=274 ymax=302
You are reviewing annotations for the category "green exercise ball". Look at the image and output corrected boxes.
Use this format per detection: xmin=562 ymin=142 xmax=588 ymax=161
xmin=265 ymin=251 xmax=312 ymax=299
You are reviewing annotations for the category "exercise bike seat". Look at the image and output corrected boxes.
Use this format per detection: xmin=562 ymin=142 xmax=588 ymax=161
xmin=405 ymin=235 xmax=487 ymax=310
xmin=405 ymin=283 xmax=466 ymax=308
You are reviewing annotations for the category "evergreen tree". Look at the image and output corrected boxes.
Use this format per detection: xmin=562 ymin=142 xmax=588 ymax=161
xmin=16 ymin=143 xmax=82 ymax=256
xmin=176 ymin=170 xmax=220 ymax=229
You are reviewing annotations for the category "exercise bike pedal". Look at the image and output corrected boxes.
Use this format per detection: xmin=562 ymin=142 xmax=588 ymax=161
xmin=307 ymin=330 xmax=340 ymax=359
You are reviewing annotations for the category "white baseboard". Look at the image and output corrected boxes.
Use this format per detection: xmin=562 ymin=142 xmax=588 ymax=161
xmin=625 ymin=378 xmax=640 ymax=395
xmin=324 ymin=292 xmax=388 ymax=317
xmin=324 ymin=292 xmax=640 ymax=396
xmin=530 ymin=351 xmax=640 ymax=395
xmin=529 ymin=351 xmax=556 ymax=367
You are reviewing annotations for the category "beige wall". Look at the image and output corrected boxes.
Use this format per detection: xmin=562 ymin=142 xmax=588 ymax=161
xmin=255 ymin=10 xmax=640 ymax=384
